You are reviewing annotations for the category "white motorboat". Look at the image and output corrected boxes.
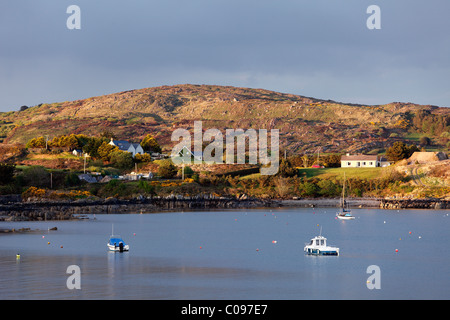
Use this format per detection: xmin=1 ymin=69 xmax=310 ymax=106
xmin=304 ymin=235 xmax=339 ymax=256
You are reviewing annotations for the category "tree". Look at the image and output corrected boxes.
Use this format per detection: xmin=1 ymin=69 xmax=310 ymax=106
xmin=64 ymin=172 xmax=81 ymax=187
xmin=82 ymin=137 xmax=106 ymax=159
xmin=97 ymin=142 xmax=119 ymax=162
xmin=26 ymin=136 xmax=46 ymax=148
xmin=317 ymin=179 xmax=339 ymax=197
xmin=0 ymin=163 xmax=15 ymax=185
xmin=134 ymin=153 xmax=152 ymax=163
xmin=20 ymin=166 xmax=50 ymax=188
xmin=274 ymin=176 xmax=290 ymax=198
xmin=157 ymin=160 xmax=177 ymax=179
xmin=277 ymin=158 xmax=297 ymax=177
xmin=386 ymin=141 xmax=419 ymax=162
xmin=141 ymin=134 xmax=162 ymax=153
xmin=300 ymin=181 xmax=319 ymax=197
xmin=179 ymin=166 xmax=194 ymax=178
xmin=419 ymin=136 xmax=431 ymax=146
xmin=99 ymin=130 xmax=117 ymax=140
xmin=110 ymin=151 xmax=134 ymax=169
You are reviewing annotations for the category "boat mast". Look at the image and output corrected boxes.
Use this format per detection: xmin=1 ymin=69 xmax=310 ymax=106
xmin=341 ymin=173 xmax=346 ymax=210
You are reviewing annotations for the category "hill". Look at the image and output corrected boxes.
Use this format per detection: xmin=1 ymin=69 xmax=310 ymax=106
xmin=1 ymin=84 xmax=449 ymax=154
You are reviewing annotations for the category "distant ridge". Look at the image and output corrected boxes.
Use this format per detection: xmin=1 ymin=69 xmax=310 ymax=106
xmin=0 ymin=84 xmax=448 ymax=153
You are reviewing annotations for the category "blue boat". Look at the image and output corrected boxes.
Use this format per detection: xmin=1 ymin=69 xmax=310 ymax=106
xmin=107 ymin=237 xmax=129 ymax=252
xmin=107 ymin=224 xmax=129 ymax=252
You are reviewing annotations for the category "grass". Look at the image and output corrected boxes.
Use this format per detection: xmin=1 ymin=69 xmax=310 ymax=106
xmin=27 ymin=152 xmax=80 ymax=160
xmin=239 ymin=166 xmax=385 ymax=180
xmin=298 ymin=167 xmax=384 ymax=180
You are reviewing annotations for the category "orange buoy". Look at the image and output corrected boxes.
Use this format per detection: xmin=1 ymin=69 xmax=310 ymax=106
xmin=395 ymin=249 xmax=399 ymax=253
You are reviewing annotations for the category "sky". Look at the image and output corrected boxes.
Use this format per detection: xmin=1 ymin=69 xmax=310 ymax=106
xmin=1 ymin=0 xmax=449 ymax=112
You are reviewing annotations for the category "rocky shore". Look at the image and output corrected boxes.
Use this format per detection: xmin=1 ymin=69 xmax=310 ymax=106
xmin=280 ymin=198 xmax=382 ymax=208
xmin=0 ymin=195 xmax=278 ymax=221
xmin=380 ymin=198 xmax=449 ymax=210
xmin=0 ymin=195 xmax=447 ymax=222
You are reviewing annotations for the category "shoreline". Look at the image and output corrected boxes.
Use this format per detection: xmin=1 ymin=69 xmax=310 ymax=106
xmin=280 ymin=198 xmax=382 ymax=208
xmin=0 ymin=196 xmax=448 ymax=221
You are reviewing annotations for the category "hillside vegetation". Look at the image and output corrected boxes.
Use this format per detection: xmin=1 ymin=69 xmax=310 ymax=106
xmin=1 ymin=84 xmax=449 ymax=154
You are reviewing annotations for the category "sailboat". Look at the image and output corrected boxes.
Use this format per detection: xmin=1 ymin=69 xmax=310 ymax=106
xmin=107 ymin=224 xmax=129 ymax=252
xmin=336 ymin=173 xmax=355 ymax=220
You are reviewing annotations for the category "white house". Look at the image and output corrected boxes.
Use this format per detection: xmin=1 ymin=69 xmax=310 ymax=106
xmin=109 ymin=138 xmax=144 ymax=157
xmin=72 ymin=149 xmax=83 ymax=157
xmin=341 ymin=154 xmax=390 ymax=168
xmin=178 ymin=145 xmax=203 ymax=162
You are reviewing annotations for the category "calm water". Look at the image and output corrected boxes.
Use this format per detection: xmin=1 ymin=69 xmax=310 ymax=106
xmin=0 ymin=207 xmax=448 ymax=300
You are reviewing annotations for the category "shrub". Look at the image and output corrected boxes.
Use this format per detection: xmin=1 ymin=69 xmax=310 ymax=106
xmin=64 ymin=172 xmax=81 ymax=187
xmin=158 ymin=161 xmax=177 ymax=179
xmin=110 ymin=151 xmax=133 ymax=169
xmin=22 ymin=186 xmax=46 ymax=198
xmin=20 ymin=166 xmax=50 ymax=188
xmin=0 ymin=163 xmax=15 ymax=185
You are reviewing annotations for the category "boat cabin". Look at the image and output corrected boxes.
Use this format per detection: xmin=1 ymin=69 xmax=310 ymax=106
xmin=308 ymin=235 xmax=327 ymax=247
xmin=304 ymin=235 xmax=339 ymax=256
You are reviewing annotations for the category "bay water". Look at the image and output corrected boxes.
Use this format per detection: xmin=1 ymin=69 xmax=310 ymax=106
xmin=0 ymin=207 xmax=448 ymax=300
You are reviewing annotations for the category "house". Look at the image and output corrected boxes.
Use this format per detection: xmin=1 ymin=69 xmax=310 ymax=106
xmin=341 ymin=154 xmax=390 ymax=168
xmin=178 ymin=145 xmax=203 ymax=162
xmin=72 ymin=149 xmax=83 ymax=157
xmin=109 ymin=138 xmax=144 ymax=157
xmin=77 ymin=174 xmax=99 ymax=183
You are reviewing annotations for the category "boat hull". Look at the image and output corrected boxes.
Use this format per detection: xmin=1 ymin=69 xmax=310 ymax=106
xmin=107 ymin=243 xmax=129 ymax=252
xmin=304 ymin=247 xmax=339 ymax=256
xmin=336 ymin=214 xmax=355 ymax=220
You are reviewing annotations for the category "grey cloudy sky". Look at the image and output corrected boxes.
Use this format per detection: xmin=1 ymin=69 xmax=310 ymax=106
xmin=1 ymin=0 xmax=449 ymax=112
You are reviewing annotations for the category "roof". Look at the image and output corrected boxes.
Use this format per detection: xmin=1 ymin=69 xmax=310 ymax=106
xmin=179 ymin=145 xmax=203 ymax=158
xmin=341 ymin=154 xmax=378 ymax=161
xmin=111 ymin=140 xmax=131 ymax=151
xmin=111 ymin=140 xmax=142 ymax=151
xmin=109 ymin=237 xmax=126 ymax=245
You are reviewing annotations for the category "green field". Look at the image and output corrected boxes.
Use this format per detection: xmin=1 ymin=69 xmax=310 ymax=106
xmin=298 ymin=167 xmax=384 ymax=180
xmin=241 ymin=166 xmax=385 ymax=180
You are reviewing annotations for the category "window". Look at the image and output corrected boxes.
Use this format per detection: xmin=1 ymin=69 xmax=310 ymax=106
xmin=347 ymin=162 xmax=351 ymax=166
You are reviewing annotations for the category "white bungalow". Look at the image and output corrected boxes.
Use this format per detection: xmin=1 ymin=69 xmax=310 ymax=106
xmin=109 ymin=138 xmax=144 ymax=157
xmin=178 ymin=145 xmax=203 ymax=162
xmin=341 ymin=154 xmax=390 ymax=168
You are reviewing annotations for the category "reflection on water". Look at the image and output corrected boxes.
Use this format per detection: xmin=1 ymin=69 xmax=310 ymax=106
xmin=0 ymin=208 xmax=449 ymax=299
